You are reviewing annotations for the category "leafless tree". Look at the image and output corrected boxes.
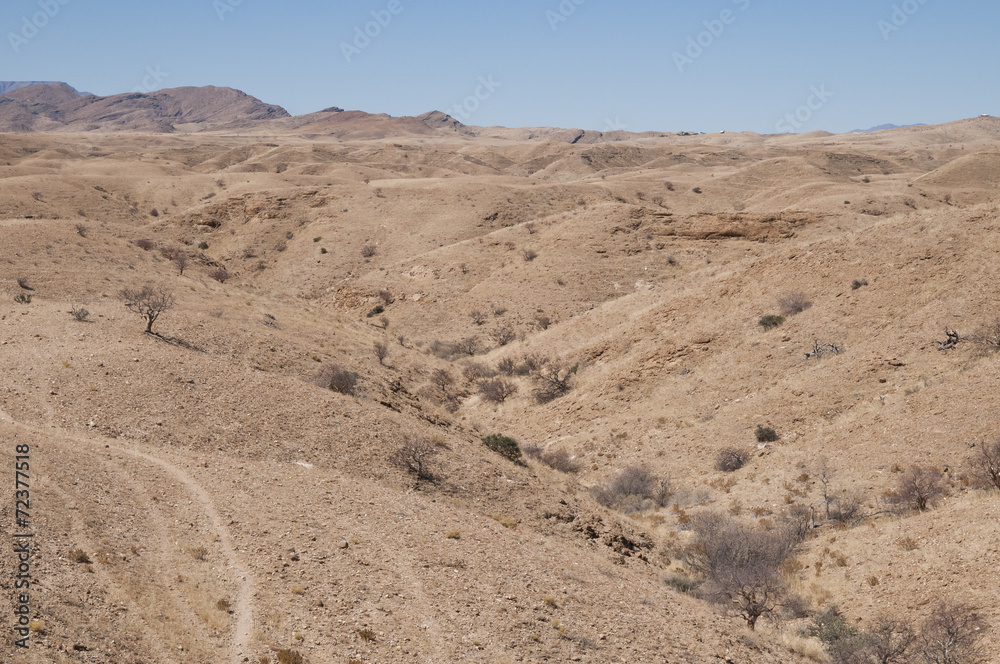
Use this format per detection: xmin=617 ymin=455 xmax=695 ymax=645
xmin=893 ymin=466 xmax=946 ymax=512
xmin=373 ymin=341 xmax=389 ymax=366
xmin=431 ymin=368 xmax=455 ymax=394
xmin=379 ymin=315 xmax=390 ymax=330
xmin=918 ymin=601 xmax=989 ymax=664
xmin=478 ymin=378 xmax=518 ymax=404
xmin=173 ymin=252 xmax=188 ymax=275
xmin=687 ymin=513 xmax=797 ymax=630
xmin=868 ymin=615 xmax=916 ymax=664
xmin=533 ymin=363 xmax=575 ymax=403
xmin=391 ymin=435 xmax=439 ymax=487
xmin=462 ymin=362 xmax=495 ymax=383
xmin=120 ymin=284 xmax=174 ymax=334
xmin=967 ymin=440 xmax=1000 ymax=492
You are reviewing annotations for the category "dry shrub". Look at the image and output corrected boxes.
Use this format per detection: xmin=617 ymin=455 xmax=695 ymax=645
xmin=209 ymin=268 xmax=231 ymax=283
xmin=478 ymin=378 xmax=518 ymax=404
xmin=361 ymin=244 xmax=377 ymax=258
xmin=71 ymin=305 xmax=90 ymax=322
xmin=522 ymin=445 xmax=580 ymax=473
xmin=492 ymin=325 xmax=516 ymax=347
xmin=533 ymin=363 xmax=576 ymax=403
xmin=497 ymin=356 xmax=517 ymax=376
xmin=276 ymin=651 xmax=304 ymax=664
xmin=317 ymin=365 xmax=359 ymax=396
xmin=373 ymin=340 xmax=389 ymax=365
xmin=391 ymin=435 xmax=439 ymax=485
xmin=686 ymin=512 xmax=799 ymax=630
xmin=134 ymin=238 xmax=155 ymax=251
xmin=867 ymin=615 xmax=915 ymax=664
xmin=68 ymin=548 xmax=91 ymax=563
xmin=716 ymin=447 xmax=751 ymax=472
xmin=431 ymin=368 xmax=455 ymax=393
xmin=593 ymin=466 xmax=672 ymax=511
xmin=967 ymin=439 xmax=1000 ymax=492
xmin=971 ymin=317 xmax=1000 ymax=354
xmin=778 ymin=291 xmax=813 ymax=316
xmin=919 ymin=601 xmax=989 ymax=664
xmin=828 ymin=489 xmax=867 ymax=525
xmin=891 ymin=466 xmax=946 ymax=512
xmin=462 ymin=362 xmax=495 ymax=383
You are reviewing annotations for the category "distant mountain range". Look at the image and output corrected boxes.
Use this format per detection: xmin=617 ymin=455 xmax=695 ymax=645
xmin=0 ymin=82 xmax=288 ymax=133
xmin=849 ymin=123 xmax=927 ymax=133
xmin=0 ymin=81 xmax=90 ymax=96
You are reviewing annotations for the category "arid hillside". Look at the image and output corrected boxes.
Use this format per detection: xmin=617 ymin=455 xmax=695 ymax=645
xmin=1 ymin=116 xmax=999 ymax=664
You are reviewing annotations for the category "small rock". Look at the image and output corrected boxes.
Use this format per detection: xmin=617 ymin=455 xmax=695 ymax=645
xmin=339 ymin=540 xmax=349 ymax=549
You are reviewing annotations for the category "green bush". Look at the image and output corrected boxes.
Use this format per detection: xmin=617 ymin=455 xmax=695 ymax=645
xmin=759 ymin=314 xmax=785 ymax=330
xmin=482 ymin=434 xmax=522 ymax=463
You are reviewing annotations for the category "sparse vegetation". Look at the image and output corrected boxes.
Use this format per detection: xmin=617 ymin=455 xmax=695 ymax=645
xmin=16 ymin=277 xmax=31 ymax=290
xmin=209 ymin=268 xmax=231 ymax=283
xmin=523 ymin=248 xmax=538 ymax=262
xmin=135 ymin=238 xmax=155 ymax=251
xmin=851 ymin=278 xmax=869 ymax=290
xmin=361 ymin=244 xmax=377 ymax=258
xmin=75 ymin=223 xmax=88 ymax=237
xmin=120 ymin=284 xmax=174 ymax=334
xmin=14 ymin=293 xmax=32 ymax=304
xmin=71 ymin=305 xmax=90 ymax=322
xmin=198 ymin=241 xmax=209 ymax=250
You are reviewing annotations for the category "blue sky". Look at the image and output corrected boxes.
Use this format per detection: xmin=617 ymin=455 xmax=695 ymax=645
xmin=2 ymin=0 xmax=998 ymax=133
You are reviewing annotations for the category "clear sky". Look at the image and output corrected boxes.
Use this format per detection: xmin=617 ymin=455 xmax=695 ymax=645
xmin=3 ymin=0 xmax=998 ymax=134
